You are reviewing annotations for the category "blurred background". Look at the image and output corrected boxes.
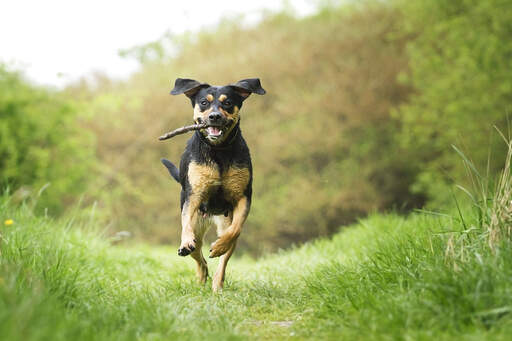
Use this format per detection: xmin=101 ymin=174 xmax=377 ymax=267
xmin=1 ymin=0 xmax=511 ymax=255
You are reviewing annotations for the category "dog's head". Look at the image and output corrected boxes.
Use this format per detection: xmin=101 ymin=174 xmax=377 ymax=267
xmin=170 ymin=78 xmax=265 ymax=144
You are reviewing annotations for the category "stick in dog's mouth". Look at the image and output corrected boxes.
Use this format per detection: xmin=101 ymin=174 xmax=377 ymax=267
xmin=158 ymin=123 xmax=213 ymax=141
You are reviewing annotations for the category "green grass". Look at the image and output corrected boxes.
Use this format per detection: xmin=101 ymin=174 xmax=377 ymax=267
xmin=1 ymin=194 xmax=512 ymax=340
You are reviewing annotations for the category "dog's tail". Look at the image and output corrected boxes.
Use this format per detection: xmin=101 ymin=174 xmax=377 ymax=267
xmin=161 ymin=158 xmax=180 ymax=183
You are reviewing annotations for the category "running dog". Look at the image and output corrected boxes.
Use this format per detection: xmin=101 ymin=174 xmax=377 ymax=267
xmin=161 ymin=78 xmax=265 ymax=291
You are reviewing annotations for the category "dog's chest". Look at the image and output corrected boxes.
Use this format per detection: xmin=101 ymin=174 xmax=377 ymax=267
xmin=188 ymin=161 xmax=249 ymax=202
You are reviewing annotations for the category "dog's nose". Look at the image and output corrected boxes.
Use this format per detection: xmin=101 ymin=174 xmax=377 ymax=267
xmin=208 ymin=112 xmax=222 ymax=122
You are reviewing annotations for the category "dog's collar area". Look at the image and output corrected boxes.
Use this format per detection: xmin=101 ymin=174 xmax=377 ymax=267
xmin=196 ymin=122 xmax=240 ymax=149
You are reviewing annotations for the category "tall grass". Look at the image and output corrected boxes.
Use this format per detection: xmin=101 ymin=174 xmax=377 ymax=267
xmin=487 ymin=137 xmax=512 ymax=249
xmin=452 ymin=134 xmax=512 ymax=253
xmin=303 ymin=138 xmax=512 ymax=338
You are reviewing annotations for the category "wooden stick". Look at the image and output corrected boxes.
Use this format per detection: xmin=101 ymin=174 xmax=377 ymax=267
xmin=158 ymin=123 xmax=211 ymax=141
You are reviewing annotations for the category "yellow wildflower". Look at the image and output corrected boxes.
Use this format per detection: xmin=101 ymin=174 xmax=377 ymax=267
xmin=4 ymin=219 xmax=13 ymax=226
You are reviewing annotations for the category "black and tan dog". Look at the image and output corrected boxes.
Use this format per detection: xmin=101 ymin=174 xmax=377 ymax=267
xmin=161 ymin=78 xmax=265 ymax=291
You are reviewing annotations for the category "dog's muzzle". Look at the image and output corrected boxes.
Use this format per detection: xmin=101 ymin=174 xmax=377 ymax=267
xmin=206 ymin=112 xmax=227 ymax=139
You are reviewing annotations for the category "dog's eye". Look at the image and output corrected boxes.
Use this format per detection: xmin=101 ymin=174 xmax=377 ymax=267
xmin=224 ymin=100 xmax=232 ymax=106
xmin=200 ymin=100 xmax=208 ymax=106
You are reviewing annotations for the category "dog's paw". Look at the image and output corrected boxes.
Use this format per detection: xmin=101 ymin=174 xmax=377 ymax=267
xmin=209 ymin=238 xmax=231 ymax=258
xmin=178 ymin=239 xmax=196 ymax=256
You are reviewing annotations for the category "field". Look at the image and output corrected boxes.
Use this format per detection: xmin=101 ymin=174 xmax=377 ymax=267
xmin=2 ymin=186 xmax=512 ymax=340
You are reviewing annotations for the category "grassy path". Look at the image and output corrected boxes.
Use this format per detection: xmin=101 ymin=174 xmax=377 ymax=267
xmin=1 ymin=199 xmax=512 ymax=340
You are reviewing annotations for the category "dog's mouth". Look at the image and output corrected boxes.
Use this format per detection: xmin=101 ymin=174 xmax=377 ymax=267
xmin=206 ymin=126 xmax=223 ymax=138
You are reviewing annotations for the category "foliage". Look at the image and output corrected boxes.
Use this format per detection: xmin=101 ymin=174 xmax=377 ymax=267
xmin=394 ymin=0 xmax=512 ymax=206
xmin=3 ymin=0 xmax=512 ymax=254
xmin=0 ymin=66 xmax=95 ymax=214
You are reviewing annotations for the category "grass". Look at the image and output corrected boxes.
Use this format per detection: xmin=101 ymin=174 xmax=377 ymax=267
xmin=2 ymin=140 xmax=512 ymax=340
xmin=2 ymin=193 xmax=512 ymax=341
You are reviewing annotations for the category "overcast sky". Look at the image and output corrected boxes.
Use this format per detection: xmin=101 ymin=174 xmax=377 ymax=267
xmin=0 ymin=0 xmax=315 ymax=88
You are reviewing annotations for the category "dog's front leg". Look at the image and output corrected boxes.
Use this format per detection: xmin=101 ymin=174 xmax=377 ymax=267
xmin=209 ymin=196 xmax=249 ymax=258
xmin=178 ymin=197 xmax=201 ymax=256
xmin=180 ymin=161 xmax=220 ymax=257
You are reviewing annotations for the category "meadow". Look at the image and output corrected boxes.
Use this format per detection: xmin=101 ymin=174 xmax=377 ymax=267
xmin=2 ymin=143 xmax=512 ymax=339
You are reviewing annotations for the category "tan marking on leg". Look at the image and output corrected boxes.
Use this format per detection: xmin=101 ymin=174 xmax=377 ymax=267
xmin=188 ymin=216 xmax=210 ymax=283
xmin=190 ymin=240 xmax=208 ymax=284
xmin=212 ymin=214 xmax=234 ymax=291
xmin=179 ymin=201 xmax=198 ymax=255
xmin=179 ymin=163 xmax=220 ymax=255
xmin=209 ymin=167 xmax=250 ymax=257
xmin=212 ymin=241 xmax=237 ymax=292
xmin=206 ymin=94 xmax=214 ymax=102
xmin=218 ymin=94 xmax=227 ymax=102
xmin=209 ymin=196 xmax=249 ymax=258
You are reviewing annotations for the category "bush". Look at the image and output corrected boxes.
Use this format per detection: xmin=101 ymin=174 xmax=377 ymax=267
xmin=394 ymin=0 xmax=512 ymax=206
xmin=0 ymin=66 xmax=95 ymax=213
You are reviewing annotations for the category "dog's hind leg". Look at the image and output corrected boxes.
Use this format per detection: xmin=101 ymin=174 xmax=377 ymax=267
xmin=209 ymin=196 xmax=249 ymax=258
xmin=190 ymin=247 xmax=208 ymax=284
xmin=212 ymin=242 xmax=236 ymax=292
xmin=211 ymin=214 xmax=236 ymax=292
xmin=190 ymin=218 xmax=209 ymax=284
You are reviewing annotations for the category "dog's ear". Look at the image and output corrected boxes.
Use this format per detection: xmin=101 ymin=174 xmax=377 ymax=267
xmin=170 ymin=78 xmax=209 ymax=98
xmin=229 ymin=78 xmax=266 ymax=99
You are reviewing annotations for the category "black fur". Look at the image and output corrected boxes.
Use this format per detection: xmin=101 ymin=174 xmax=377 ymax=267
xmin=170 ymin=78 xmax=210 ymax=97
xmin=163 ymin=123 xmax=252 ymax=217
xmin=160 ymin=158 xmax=180 ymax=183
xmin=230 ymin=78 xmax=266 ymax=96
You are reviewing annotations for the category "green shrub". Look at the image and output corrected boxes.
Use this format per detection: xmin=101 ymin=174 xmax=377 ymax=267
xmin=394 ymin=0 xmax=512 ymax=206
xmin=0 ymin=66 xmax=95 ymax=213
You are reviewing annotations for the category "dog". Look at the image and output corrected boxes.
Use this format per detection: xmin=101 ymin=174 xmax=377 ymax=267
xmin=161 ymin=78 xmax=265 ymax=291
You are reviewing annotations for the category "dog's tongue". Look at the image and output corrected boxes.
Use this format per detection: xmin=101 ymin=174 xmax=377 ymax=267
xmin=207 ymin=127 xmax=221 ymax=136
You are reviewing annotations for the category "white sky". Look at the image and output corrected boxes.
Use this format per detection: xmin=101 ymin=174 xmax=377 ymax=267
xmin=0 ymin=0 xmax=316 ymax=88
